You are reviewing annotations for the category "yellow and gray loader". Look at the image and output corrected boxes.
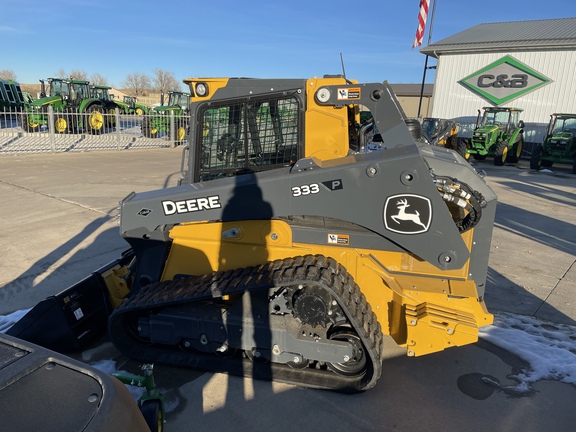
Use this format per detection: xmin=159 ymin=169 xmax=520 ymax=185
xmin=8 ymin=75 xmax=496 ymax=394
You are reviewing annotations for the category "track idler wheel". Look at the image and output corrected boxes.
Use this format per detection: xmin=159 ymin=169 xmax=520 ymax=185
xmin=327 ymin=329 xmax=367 ymax=377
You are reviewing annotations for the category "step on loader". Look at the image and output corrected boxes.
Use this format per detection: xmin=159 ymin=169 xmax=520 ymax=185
xmin=9 ymin=75 xmax=497 ymax=392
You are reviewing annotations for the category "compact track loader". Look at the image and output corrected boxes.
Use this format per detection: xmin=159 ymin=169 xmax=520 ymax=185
xmin=9 ymin=76 xmax=496 ymax=392
xmin=421 ymin=117 xmax=458 ymax=149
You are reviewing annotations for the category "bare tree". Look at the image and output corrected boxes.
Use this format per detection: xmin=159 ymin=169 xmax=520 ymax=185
xmin=0 ymin=70 xmax=17 ymax=81
xmin=55 ymin=69 xmax=88 ymax=80
xmin=70 ymin=69 xmax=88 ymax=80
xmin=122 ymin=72 xmax=152 ymax=96
xmin=90 ymin=73 xmax=109 ymax=86
xmin=153 ymin=69 xmax=182 ymax=95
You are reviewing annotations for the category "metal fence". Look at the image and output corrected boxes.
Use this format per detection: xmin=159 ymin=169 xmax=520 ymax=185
xmin=0 ymin=107 xmax=184 ymax=154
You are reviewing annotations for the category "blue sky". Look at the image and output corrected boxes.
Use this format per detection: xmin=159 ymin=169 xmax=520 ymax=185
xmin=2 ymin=0 xmax=574 ymax=88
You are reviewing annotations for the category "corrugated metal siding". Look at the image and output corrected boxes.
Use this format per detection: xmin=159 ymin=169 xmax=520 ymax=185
xmin=431 ymin=50 xmax=576 ymax=127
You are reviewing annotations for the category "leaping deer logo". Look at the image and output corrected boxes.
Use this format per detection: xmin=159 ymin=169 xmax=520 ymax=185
xmin=391 ymin=198 xmax=428 ymax=230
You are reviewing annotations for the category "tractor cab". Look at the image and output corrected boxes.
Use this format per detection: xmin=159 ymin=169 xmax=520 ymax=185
xmin=91 ymin=85 xmax=114 ymax=102
xmin=530 ymin=113 xmax=576 ymax=173
xmin=166 ymin=91 xmax=190 ymax=111
xmin=478 ymin=107 xmax=523 ymax=135
xmin=548 ymin=113 xmax=576 ymax=136
xmin=46 ymin=78 xmax=91 ymax=106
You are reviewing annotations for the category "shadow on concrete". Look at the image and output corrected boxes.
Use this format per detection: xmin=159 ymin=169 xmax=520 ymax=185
xmin=162 ymin=340 xmax=576 ymax=432
xmin=0 ymin=210 xmax=125 ymax=314
xmin=494 ymin=201 xmax=575 ymax=255
xmin=483 ymin=169 xmax=576 ymax=326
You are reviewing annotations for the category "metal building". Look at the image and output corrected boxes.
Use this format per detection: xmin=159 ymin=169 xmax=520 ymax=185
xmin=420 ymin=17 xmax=576 ymax=145
xmin=389 ymin=84 xmax=433 ymax=118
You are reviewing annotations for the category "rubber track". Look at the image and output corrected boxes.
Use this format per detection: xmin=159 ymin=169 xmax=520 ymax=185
xmin=109 ymin=255 xmax=384 ymax=392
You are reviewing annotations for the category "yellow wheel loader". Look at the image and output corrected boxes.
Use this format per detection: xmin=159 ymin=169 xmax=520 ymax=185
xmin=9 ymin=75 xmax=496 ymax=393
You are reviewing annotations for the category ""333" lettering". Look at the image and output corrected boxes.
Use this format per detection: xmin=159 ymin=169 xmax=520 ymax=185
xmin=291 ymin=183 xmax=320 ymax=197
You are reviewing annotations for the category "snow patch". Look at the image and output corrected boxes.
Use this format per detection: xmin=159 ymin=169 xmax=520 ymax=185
xmin=0 ymin=309 xmax=31 ymax=333
xmin=479 ymin=311 xmax=576 ymax=388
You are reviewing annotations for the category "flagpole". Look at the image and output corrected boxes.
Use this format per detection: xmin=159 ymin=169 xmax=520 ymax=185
xmin=417 ymin=0 xmax=437 ymax=118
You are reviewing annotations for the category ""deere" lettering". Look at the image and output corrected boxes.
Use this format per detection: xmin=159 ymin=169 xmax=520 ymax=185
xmin=162 ymin=195 xmax=222 ymax=215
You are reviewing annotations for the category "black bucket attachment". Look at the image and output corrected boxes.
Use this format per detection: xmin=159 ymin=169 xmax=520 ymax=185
xmin=6 ymin=272 xmax=112 ymax=352
xmin=6 ymin=249 xmax=136 ymax=353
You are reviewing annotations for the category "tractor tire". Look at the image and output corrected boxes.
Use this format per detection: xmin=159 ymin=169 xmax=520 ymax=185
xmin=21 ymin=114 xmax=40 ymax=133
xmin=140 ymin=400 xmax=163 ymax=432
xmin=142 ymin=117 xmax=158 ymax=138
xmin=106 ymin=107 xmax=117 ymax=127
xmin=493 ymin=141 xmax=508 ymax=166
xmin=530 ymin=144 xmax=542 ymax=170
xmin=54 ymin=115 xmax=69 ymax=134
xmin=175 ymin=119 xmax=188 ymax=145
xmin=457 ymin=139 xmax=471 ymax=161
xmin=507 ymin=139 xmax=523 ymax=163
xmin=135 ymin=107 xmax=145 ymax=116
xmin=86 ymin=105 xmax=105 ymax=135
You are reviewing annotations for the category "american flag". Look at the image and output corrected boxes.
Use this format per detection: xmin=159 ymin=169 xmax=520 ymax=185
xmin=412 ymin=0 xmax=430 ymax=48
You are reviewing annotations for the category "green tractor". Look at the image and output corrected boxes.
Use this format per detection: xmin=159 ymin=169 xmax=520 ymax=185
xmin=458 ymin=107 xmax=524 ymax=166
xmin=91 ymin=87 xmax=150 ymax=118
xmin=531 ymin=113 xmax=576 ymax=174
xmin=122 ymin=95 xmax=149 ymax=115
xmin=90 ymin=84 xmax=124 ymax=126
xmin=22 ymin=78 xmax=106 ymax=134
xmin=142 ymin=90 xmax=190 ymax=143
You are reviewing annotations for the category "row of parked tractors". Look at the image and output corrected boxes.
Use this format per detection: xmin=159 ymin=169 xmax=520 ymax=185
xmin=0 ymin=78 xmax=190 ymax=142
xmin=2 ymin=78 xmax=574 ymax=173
xmin=421 ymin=107 xmax=576 ymax=174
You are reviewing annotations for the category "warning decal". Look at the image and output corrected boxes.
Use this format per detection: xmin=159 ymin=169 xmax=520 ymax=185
xmin=337 ymin=88 xmax=361 ymax=100
xmin=327 ymin=233 xmax=350 ymax=245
